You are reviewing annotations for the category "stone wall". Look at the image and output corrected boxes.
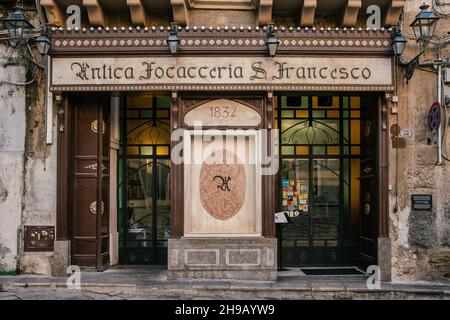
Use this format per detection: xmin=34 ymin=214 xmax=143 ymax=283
xmin=391 ymin=0 xmax=450 ymax=282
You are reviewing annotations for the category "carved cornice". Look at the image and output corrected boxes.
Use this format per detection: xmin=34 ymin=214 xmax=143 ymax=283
xmin=50 ymin=27 xmax=394 ymax=56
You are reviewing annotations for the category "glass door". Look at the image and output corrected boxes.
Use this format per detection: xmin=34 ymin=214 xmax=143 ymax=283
xmin=277 ymin=94 xmax=363 ymax=267
xmin=311 ymin=159 xmax=340 ymax=265
xmin=118 ymin=93 xmax=171 ymax=265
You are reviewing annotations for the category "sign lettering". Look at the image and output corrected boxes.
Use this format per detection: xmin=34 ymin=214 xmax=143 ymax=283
xmin=52 ymin=57 xmax=393 ymax=88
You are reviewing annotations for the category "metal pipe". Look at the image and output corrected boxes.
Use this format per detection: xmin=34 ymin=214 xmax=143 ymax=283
xmin=437 ymin=64 xmax=443 ymax=165
xmin=0 ymin=78 xmax=35 ymax=86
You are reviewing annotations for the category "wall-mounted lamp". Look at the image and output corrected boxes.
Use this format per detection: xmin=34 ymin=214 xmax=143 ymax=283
xmin=391 ymin=3 xmax=446 ymax=81
xmin=1 ymin=2 xmax=52 ymax=69
xmin=391 ymin=31 xmax=407 ymax=57
xmin=35 ymin=28 xmax=52 ymax=56
xmin=167 ymin=22 xmax=180 ymax=55
xmin=392 ymin=3 xmax=450 ymax=166
xmin=3 ymin=8 xmax=34 ymax=47
xmin=266 ymin=23 xmax=279 ymax=57
xmin=410 ymin=4 xmax=440 ymax=47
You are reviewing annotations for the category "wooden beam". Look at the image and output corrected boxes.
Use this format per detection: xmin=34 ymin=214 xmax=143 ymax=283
xmin=171 ymin=0 xmax=189 ymax=26
xmin=83 ymin=0 xmax=106 ymax=27
xmin=257 ymin=0 xmax=273 ymax=26
xmin=127 ymin=0 xmax=149 ymax=26
xmin=300 ymin=0 xmax=317 ymax=27
xmin=384 ymin=0 xmax=405 ymax=26
xmin=342 ymin=0 xmax=361 ymax=27
xmin=40 ymin=0 xmax=65 ymax=27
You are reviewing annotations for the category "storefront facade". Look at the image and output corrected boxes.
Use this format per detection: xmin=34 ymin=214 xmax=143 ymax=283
xmin=2 ymin=0 xmax=449 ymax=283
xmin=47 ymin=25 xmax=393 ymax=280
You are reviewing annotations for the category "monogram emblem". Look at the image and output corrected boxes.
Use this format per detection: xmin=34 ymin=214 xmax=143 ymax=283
xmin=90 ymin=120 xmax=106 ymax=134
xmin=213 ymin=176 xmax=231 ymax=192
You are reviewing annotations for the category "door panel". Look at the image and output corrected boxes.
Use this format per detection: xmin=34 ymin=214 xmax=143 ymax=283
xmin=278 ymin=94 xmax=374 ymax=268
xmin=311 ymin=159 xmax=340 ymax=265
xmin=121 ymin=157 xmax=170 ymax=264
xmin=359 ymin=98 xmax=378 ymax=267
xmin=280 ymin=159 xmax=310 ymax=266
xmin=70 ymin=96 xmax=110 ymax=270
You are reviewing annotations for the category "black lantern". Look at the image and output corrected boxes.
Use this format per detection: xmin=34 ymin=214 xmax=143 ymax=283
xmin=35 ymin=35 xmax=51 ymax=56
xmin=3 ymin=9 xmax=34 ymax=47
xmin=35 ymin=27 xmax=51 ymax=56
xmin=266 ymin=23 xmax=279 ymax=57
xmin=167 ymin=22 xmax=180 ymax=55
xmin=410 ymin=4 xmax=440 ymax=46
xmin=392 ymin=33 xmax=407 ymax=56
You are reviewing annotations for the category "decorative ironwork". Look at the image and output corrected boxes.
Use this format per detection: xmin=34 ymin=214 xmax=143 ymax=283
xmin=90 ymin=201 xmax=105 ymax=215
xmin=85 ymin=163 xmax=107 ymax=171
xmin=127 ymin=121 xmax=170 ymax=145
xmin=282 ymin=120 xmax=342 ymax=145
xmin=91 ymin=120 xmax=105 ymax=134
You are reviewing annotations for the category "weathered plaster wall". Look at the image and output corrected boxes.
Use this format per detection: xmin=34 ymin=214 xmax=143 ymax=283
xmin=0 ymin=10 xmax=57 ymax=274
xmin=20 ymin=59 xmax=57 ymax=275
xmin=391 ymin=0 xmax=450 ymax=282
xmin=0 ymin=45 xmax=26 ymax=271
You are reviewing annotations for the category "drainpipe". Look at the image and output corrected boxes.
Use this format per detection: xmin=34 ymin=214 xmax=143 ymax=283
xmin=438 ymin=63 xmax=443 ymax=165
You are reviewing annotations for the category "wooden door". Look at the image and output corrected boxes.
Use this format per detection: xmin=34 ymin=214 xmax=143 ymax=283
xmin=70 ymin=95 xmax=110 ymax=270
xmin=358 ymin=96 xmax=378 ymax=267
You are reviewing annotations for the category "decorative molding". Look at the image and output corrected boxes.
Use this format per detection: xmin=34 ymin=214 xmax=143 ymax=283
xmin=384 ymin=0 xmax=406 ymax=26
xmin=50 ymin=84 xmax=395 ymax=93
xmin=300 ymin=0 xmax=317 ymax=27
xmin=186 ymin=0 xmax=257 ymax=10
xmin=342 ymin=0 xmax=362 ymax=27
xmin=40 ymin=0 xmax=65 ymax=27
xmin=257 ymin=0 xmax=272 ymax=26
xmin=50 ymin=28 xmax=393 ymax=55
xmin=127 ymin=0 xmax=149 ymax=26
xmin=83 ymin=0 xmax=106 ymax=27
xmin=171 ymin=0 xmax=189 ymax=26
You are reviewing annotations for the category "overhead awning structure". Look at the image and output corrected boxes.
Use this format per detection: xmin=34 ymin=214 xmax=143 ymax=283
xmin=40 ymin=0 xmax=406 ymax=27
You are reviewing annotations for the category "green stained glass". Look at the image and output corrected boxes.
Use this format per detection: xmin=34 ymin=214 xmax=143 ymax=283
xmin=282 ymin=146 xmax=295 ymax=155
xmin=140 ymin=109 xmax=153 ymax=118
xmin=343 ymin=146 xmax=349 ymax=155
xmin=343 ymin=96 xmax=349 ymax=109
xmin=281 ymin=110 xmax=294 ymax=118
xmin=312 ymin=110 xmax=325 ymax=118
xmin=343 ymin=120 xmax=349 ymax=145
xmin=313 ymin=146 xmax=326 ymax=155
xmin=157 ymin=96 xmax=171 ymax=108
xmin=141 ymin=146 xmax=153 ymax=155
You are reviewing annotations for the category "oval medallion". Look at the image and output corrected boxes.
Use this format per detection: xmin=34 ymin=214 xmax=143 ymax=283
xmin=200 ymin=150 xmax=246 ymax=221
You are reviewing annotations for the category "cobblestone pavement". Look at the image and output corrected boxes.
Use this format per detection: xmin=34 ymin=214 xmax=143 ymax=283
xmin=1 ymin=266 xmax=450 ymax=300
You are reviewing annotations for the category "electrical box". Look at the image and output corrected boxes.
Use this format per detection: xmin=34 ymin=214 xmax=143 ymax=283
xmin=445 ymin=67 xmax=450 ymax=85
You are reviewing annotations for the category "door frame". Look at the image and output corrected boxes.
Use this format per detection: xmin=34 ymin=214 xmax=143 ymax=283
xmin=275 ymin=92 xmax=390 ymax=268
xmin=117 ymin=93 xmax=171 ymax=265
xmin=56 ymin=93 xmax=111 ymax=270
